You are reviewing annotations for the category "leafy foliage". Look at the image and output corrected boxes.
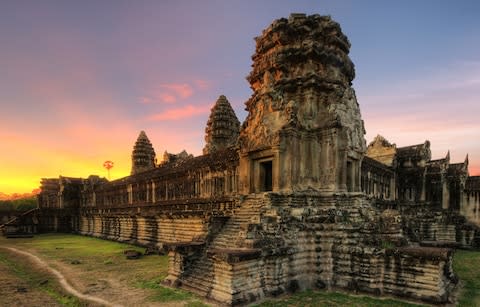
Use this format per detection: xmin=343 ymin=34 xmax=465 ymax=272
xmin=0 ymin=197 xmax=37 ymax=212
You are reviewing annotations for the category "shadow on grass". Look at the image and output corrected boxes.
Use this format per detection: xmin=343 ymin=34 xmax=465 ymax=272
xmin=254 ymin=289 xmax=425 ymax=307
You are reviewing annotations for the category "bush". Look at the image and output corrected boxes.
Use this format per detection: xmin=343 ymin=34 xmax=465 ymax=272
xmin=0 ymin=201 xmax=14 ymax=212
xmin=0 ymin=197 xmax=37 ymax=212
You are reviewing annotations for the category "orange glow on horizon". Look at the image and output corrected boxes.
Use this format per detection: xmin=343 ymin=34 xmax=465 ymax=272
xmin=3 ymin=151 xmax=479 ymax=195
xmin=470 ymin=165 xmax=480 ymax=177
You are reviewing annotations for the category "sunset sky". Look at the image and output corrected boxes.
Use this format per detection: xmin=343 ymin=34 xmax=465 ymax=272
xmin=1 ymin=1 xmax=479 ymax=194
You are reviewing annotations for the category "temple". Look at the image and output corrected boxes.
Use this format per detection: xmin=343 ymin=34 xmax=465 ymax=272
xmin=3 ymin=13 xmax=480 ymax=306
xmin=131 ymin=130 xmax=157 ymax=175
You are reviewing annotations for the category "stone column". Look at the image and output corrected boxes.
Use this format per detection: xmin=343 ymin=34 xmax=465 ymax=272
xmin=127 ymin=184 xmax=133 ymax=205
xmin=58 ymin=193 xmax=63 ymax=209
xmin=151 ymin=181 xmax=156 ymax=203
xmin=420 ymin=173 xmax=426 ymax=202
xmin=389 ymin=177 xmax=395 ymax=200
xmin=272 ymin=147 xmax=281 ymax=192
xmin=238 ymin=153 xmax=250 ymax=194
xmin=146 ymin=182 xmax=150 ymax=203
xmin=355 ymin=160 xmax=361 ymax=192
xmin=442 ymin=177 xmax=450 ymax=209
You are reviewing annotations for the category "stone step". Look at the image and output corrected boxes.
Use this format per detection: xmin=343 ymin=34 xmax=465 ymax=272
xmin=180 ymin=277 xmax=213 ymax=295
xmin=207 ymin=198 xmax=265 ymax=250
xmin=228 ymin=218 xmax=251 ymax=223
xmin=178 ymin=255 xmax=215 ymax=296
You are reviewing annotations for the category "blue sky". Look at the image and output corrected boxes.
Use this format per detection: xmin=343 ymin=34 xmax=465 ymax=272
xmin=1 ymin=0 xmax=479 ymax=193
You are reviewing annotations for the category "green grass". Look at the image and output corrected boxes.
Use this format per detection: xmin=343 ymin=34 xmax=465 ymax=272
xmin=1 ymin=233 xmax=201 ymax=304
xmin=136 ymin=275 xmax=197 ymax=302
xmin=3 ymin=233 xmax=168 ymax=278
xmin=184 ymin=300 xmax=211 ymax=307
xmin=0 ymin=249 xmax=82 ymax=306
xmin=453 ymin=249 xmax=480 ymax=306
xmin=148 ymin=286 xmax=194 ymax=302
xmin=254 ymin=289 xmax=424 ymax=307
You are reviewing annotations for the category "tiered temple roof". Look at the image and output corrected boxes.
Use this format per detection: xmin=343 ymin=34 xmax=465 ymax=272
xmin=203 ymin=95 xmax=240 ymax=155
xmin=131 ymin=131 xmax=156 ymax=175
xmin=396 ymin=141 xmax=431 ymax=160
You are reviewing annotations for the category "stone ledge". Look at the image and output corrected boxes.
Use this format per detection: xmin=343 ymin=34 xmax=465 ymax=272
xmin=387 ymin=246 xmax=453 ymax=261
xmin=207 ymin=248 xmax=261 ymax=263
xmin=420 ymin=241 xmax=461 ymax=249
xmin=163 ymin=241 xmax=205 ymax=253
xmin=5 ymin=233 xmax=34 ymax=238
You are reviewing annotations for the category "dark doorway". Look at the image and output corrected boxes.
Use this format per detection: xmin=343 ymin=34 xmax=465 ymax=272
xmin=346 ymin=161 xmax=353 ymax=192
xmin=260 ymin=160 xmax=273 ymax=191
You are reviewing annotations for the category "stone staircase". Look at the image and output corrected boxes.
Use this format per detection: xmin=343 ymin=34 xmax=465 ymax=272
xmin=176 ymin=195 xmax=266 ymax=297
xmin=210 ymin=195 xmax=265 ymax=249
xmin=1 ymin=208 xmax=38 ymax=237
xmin=177 ymin=253 xmax=215 ymax=296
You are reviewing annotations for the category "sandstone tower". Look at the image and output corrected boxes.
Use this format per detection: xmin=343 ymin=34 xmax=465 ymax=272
xmin=131 ymin=131 xmax=156 ymax=175
xmin=238 ymin=13 xmax=366 ymax=194
xmin=203 ymin=95 xmax=240 ymax=155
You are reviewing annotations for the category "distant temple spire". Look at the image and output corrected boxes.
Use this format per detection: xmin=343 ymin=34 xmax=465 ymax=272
xmin=203 ymin=95 xmax=240 ymax=155
xmin=131 ymin=130 xmax=156 ymax=175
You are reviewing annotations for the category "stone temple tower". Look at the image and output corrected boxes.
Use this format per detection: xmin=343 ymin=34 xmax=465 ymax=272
xmin=203 ymin=95 xmax=240 ymax=155
xmin=131 ymin=131 xmax=156 ymax=175
xmin=238 ymin=13 xmax=366 ymax=193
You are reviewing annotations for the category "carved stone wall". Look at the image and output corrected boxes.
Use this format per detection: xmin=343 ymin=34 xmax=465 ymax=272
xmin=463 ymin=176 xmax=480 ymax=226
xmin=75 ymin=214 xmax=208 ymax=247
xmin=397 ymin=204 xmax=480 ymax=248
xmin=165 ymin=193 xmax=456 ymax=305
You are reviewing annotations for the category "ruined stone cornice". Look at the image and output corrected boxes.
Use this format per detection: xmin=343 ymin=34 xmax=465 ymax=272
xmin=275 ymin=74 xmax=347 ymax=92
xmin=254 ymin=14 xmax=350 ymax=54
xmin=386 ymin=246 xmax=453 ymax=261
xmin=249 ymin=45 xmax=354 ymax=81
xmin=244 ymin=74 xmax=348 ymax=112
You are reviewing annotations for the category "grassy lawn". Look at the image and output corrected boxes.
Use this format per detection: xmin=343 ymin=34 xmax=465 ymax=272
xmin=254 ymin=290 xmax=424 ymax=307
xmin=0 ymin=249 xmax=83 ymax=306
xmin=1 ymin=233 xmax=480 ymax=306
xmin=0 ymin=233 xmax=208 ymax=306
xmin=453 ymin=249 xmax=480 ymax=306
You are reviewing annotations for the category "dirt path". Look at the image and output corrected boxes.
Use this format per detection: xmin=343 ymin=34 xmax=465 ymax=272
xmin=0 ymin=255 xmax=61 ymax=307
xmin=2 ymin=246 xmax=121 ymax=307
